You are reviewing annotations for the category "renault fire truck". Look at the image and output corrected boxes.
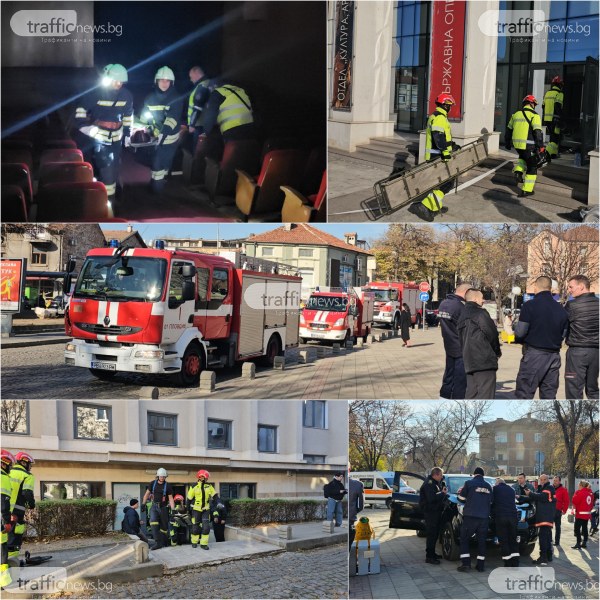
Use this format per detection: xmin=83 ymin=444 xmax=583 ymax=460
xmin=361 ymin=281 xmax=422 ymax=328
xmin=298 ymin=287 xmax=374 ymax=344
xmin=64 ymin=241 xmax=301 ymax=385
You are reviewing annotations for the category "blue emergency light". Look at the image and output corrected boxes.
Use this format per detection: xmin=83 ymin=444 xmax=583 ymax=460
xmin=109 ymin=239 xmax=120 ymax=248
xmin=154 ymin=240 xmax=165 ymax=249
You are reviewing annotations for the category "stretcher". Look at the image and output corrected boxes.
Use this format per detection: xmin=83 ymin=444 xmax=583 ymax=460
xmin=361 ymin=138 xmax=489 ymax=220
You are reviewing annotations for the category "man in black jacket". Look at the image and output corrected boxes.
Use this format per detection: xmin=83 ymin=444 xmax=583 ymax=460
xmin=525 ymin=474 xmax=556 ymax=565
xmin=420 ymin=467 xmax=448 ymax=564
xmin=565 ymin=275 xmax=599 ymax=399
xmin=458 ymin=289 xmax=501 ymax=399
xmin=493 ymin=478 xmax=520 ymax=567
xmin=438 ymin=283 xmax=471 ymax=399
xmin=123 ymin=499 xmax=156 ymax=549
xmin=325 ymin=473 xmax=347 ymax=527
xmin=210 ymin=494 xmax=227 ymax=542
xmin=514 ymin=276 xmax=568 ymax=399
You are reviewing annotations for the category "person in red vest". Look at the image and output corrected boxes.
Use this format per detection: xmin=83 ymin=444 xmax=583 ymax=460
xmin=552 ymin=475 xmax=570 ymax=547
xmin=571 ymin=480 xmax=594 ymax=549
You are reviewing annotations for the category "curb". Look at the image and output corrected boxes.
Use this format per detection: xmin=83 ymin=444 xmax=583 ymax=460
xmin=1 ymin=337 xmax=66 ymax=348
xmin=229 ymin=526 xmax=347 ymax=551
xmin=163 ymin=548 xmax=284 ymax=575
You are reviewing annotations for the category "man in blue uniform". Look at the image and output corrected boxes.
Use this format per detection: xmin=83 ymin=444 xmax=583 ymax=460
xmin=75 ymin=64 xmax=133 ymax=203
xmin=493 ymin=478 xmax=520 ymax=567
xmin=457 ymin=467 xmax=492 ymax=573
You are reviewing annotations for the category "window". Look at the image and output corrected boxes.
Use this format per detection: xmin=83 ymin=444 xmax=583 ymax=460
xmin=210 ymin=268 xmax=229 ymax=302
xmin=515 ymin=449 xmax=524 ymax=461
xmin=74 ymin=403 xmax=112 ymax=440
xmin=303 ymin=454 xmax=326 ymax=464
xmin=262 ymin=247 xmax=274 ymax=257
xmin=376 ymin=478 xmax=389 ymax=490
xmin=196 ymin=267 xmax=210 ymax=305
xmin=219 ymin=483 xmax=256 ymax=500
xmin=534 ymin=433 xmax=542 ymax=443
xmin=303 ymin=401 xmax=326 ymax=429
xmin=42 ymin=482 xmax=104 ymax=500
xmin=515 ymin=433 xmax=523 ymax=443
xmin=31 ymin=246 xmax=48 ymax=266
xmin=147 ymin=412 xmax=177 ymax=446
xmin=208 ymin=419 xmax=232 ymax=449
xmin=495 ymin=432 xmax=507 ymax=443
xmin=497 ymin=453 xmax=504 ymax=461
xmin=258 ymin=425 xmax=277 ymax=453
xmin=359 ymin=478 xmax=374 ymax=490
xmin=168 ymin=261 xmax=187 ymax=303
xmin=1 ymin=400 xmax=29 ymax=434
xmin=298 ymin=248 xmax=313 ymax=258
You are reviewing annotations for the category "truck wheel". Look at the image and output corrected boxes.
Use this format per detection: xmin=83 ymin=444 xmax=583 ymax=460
xmin=174 ymin=343 xmax=204 ymax=387
xmin=441 ymin=521 xmax=459 ymax=561
xmin=392 ymin=314 xmax=400 ymax=330
xmin=89 ymin=369 xmax=117 ymax=381
xmin=260 ymin=334 xmax=281 ymax=367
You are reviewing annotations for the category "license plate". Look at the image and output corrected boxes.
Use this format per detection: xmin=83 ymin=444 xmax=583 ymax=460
xmin=310 ymin=332 xmax=325 ymax=338
xmin=91 ymin=361 xmax=116 ymax=371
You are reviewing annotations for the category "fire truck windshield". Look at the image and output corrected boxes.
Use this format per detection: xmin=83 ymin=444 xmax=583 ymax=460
xmin=73 ymin=256 xmax=168 ymax=301
xmin=305 ymin=295 xmax=348 ymax=312
xmin=363 ymin=288 xmax=396 ymax=302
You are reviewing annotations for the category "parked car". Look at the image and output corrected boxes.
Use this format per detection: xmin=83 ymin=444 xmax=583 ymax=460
xmin=388 ymin=471 xmax=538 ymax=560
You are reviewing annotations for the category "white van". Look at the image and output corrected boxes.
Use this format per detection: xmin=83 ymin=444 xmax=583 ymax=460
xmin=350 ymin=471 xmax=416 ymax=508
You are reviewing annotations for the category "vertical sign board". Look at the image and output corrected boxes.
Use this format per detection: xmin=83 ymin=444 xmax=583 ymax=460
xmin=428 ymin=0 xmax=467 ymax=120
xmin=331 ymin=0 xmax=355 ymax=111
xmin=1 ymin=258 xmax=26 ymax=312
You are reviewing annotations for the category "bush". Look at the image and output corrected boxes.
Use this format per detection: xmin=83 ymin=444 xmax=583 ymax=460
xmin=227 ymin=498 xmax=348 ymax=527
xmin=25 ymin=499 xmax=117 ymax=539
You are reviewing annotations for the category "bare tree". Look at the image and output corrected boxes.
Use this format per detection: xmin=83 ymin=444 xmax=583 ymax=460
xmin=1 ymin=400 xmax=28 ymax=433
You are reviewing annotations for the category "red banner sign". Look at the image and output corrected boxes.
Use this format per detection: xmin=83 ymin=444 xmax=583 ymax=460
xmin=1 ymin=258 xmax=26 ymax=312
xmin=428 ymin=0 xmax=466 ymax=120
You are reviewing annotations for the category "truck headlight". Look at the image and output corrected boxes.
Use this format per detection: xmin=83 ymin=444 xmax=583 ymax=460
xmin=134 ymin=349 xmax=164 ymax=359
xmin=334 ymin=318 xmax=345 ymax=327
xmin=299 ymin=314 xmax=305 ymax=325
xmin=65 ymin=343 xmax=76 ymax=353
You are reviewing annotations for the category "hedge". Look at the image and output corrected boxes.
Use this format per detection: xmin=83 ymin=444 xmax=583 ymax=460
xmin=25 ymin=499 xmax=117 ymax=539
xmin=227 ymin=498 xmax=348 ymax=527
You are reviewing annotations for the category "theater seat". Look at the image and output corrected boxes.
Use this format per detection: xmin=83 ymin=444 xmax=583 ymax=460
xmin=40 ymin=148 xmax=83 ymax=165
xmin=2 ymin=148 xmax=33 ymax=171
xmin=205 ymin=139 xmax=261 ymax=200
xmin=36 ymin=182 xmax=110 ymax=222
xmin=1 ymin=162 xmax=33 ymax=209
xmin=1 ymin=185 xmax=28 ymax=221
xmin=43 ymin=139 xmax=78 ymax=150
xmin=281 ymin=170 xmax=327 ymax=222
xmin=38 ymin=161 xmax=94 ymax=187
xmin=235 ymin=149 xmax=306 ymax=218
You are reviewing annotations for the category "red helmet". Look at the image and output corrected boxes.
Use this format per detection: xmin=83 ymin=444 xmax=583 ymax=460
xmin=551 ymin=76 xmax=563 ymax=86
xmin=15 ymin=451 xmax=35 ymax=467
xmin=522 ymin=95 xmax=538 ymax=106
xmin=197 ymin=469 xmax=210 ymax=480
xmin=174 ymin=494 xmax=184 ymax=503
xmin=1 ymin=449 xmax=15 ymax=470
xmin=435 ymin=93 xmax=456 ymax=106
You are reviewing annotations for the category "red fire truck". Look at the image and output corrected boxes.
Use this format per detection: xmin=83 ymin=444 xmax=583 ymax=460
xmin=361 ymin=281 xmax=422 ymax=328
xmin=298 ymin=287 xmax=374 ymax=344
xmin=64 ymin=242 xmax=301 ymax=385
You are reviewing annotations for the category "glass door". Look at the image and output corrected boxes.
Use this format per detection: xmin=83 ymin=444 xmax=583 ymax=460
xmin=581 ymin=57 xmax=599 ymax=160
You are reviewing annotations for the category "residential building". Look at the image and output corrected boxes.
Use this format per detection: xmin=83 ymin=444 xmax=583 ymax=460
xmin=153 ymin=236 xmax=246 ymax=255
xmin=102 ymin=225 xmax=146 ymax=249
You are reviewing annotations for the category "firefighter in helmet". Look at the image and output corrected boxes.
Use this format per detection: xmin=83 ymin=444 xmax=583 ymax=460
xmin=1 ymin=450 xmax=15 ymax=588
xmin=140 ymin=66 xmax=183 ymax=193
xmin=505 ymin=95 xmax=544 ymax=197
xmin=75 ymin=64 xmax=133 ymax=204
xmin=7 ymin=452 xmax=35 ymax=559
xmin=187 ymin=470 xmax=216 ymax=550
xmin=410 ymin=93 xmax=458 ymax=222
xmin=142 ymin=468 xmax=175 ymax=549
xmin=543 ymin=76 xmax=564 ymax=159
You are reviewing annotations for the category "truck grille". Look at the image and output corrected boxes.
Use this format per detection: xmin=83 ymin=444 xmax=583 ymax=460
xmin=75 ymin=323 xmax=142 ymax=336
xmin=309 ymin=323 xmax=329 ymax=329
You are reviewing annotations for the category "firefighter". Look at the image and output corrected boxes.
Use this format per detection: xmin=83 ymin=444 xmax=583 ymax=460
xmin=187 ymin=470 xmax=216 ymax=549
xmin=543 ymin=76 xmax=564 ymax=159
xmin=7 ymin=452 xmax=35 ymax=559
xmin=505 ymin=95 xmax=544 ymax=197
xmin=210 ymin=493 xmax=227 ymax=542
xmin=141 ymin=468 xmax=175 ymax=550
xmin=410 ymin=93 xmax=458 ymax=222
xmin=1 ymin=450 xmax=15 ymax=589
xmin=524 ymin=474 xmax=556 ymax=565
xmin=75 ymin=64 xmax=133 ymax=203
xmin=492 ymin=477 xmax=520 ymax=567
xmin=141 ymin=66 xmax=183 ymax=193
xmin=187 ymin=65 xmax=213 ymax=152
xmin=169 ymin=494 xmax=192 ymax=546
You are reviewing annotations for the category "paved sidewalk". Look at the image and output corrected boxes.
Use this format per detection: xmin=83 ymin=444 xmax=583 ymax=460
xmin=350 ymin=508 xmax=599 ymax=599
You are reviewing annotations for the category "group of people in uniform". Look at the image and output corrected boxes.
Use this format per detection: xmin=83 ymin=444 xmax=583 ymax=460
xmin=74 ymin=63 xmax=255 ymax=204
xmin=413 ymin=76 xmax=565 ymax=222
xmin=421 ymin=466 xmax=596 ymax=572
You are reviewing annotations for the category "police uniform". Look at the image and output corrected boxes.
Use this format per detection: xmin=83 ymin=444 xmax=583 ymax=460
xmin=202 ymin=85 xmax=255 ymax=142
xmin=187 ymin=480 xmax=216 ymax=548
xmin=142 ymin=86 xmax=183 ymax=193
xmin=492 ymin=482 xmax=520 ymax=567
xmin=1 ymin=461 xmax=12 ymax=588
xmin=75 ymin=86 xmax=133 ymax=199
xmin=188 ymin=76 xmax=212 ymax=150
xmin=528 ymin=482 xmax=556 ymax=563
xmin=146 ymin=478 xmax=173 ymax=549
xmin=438 ymin=293 xmax=467 ymax=399
xmin=457 ymin=473 xmax=492 ymax=571
xmin=210 ymin=495 xmax=227 ymax=542
xmin=420 ymin=476 xmax=447 ymax=561
xmin=514 ymin=291 xmax=568 ymax=399
xmin=543 ymin=85 xmax=564 ymax=157
xmin=7 ymin=463 xmax=35 ymax=558
xmin=505 ymin=103 xmax=543 ymax=194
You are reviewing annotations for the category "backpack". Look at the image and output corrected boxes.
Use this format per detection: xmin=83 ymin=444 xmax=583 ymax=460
xmin=323 ymin=482 xmax=331 ymax=499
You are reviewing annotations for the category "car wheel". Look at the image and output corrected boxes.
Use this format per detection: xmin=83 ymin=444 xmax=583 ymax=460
xmin=416 ymin=529 xmax=427 ymax=538
xmin=392 ymin=314 xmax=400 ymax=330
xmin=385 ymin=498 xmax=392 ymax=509
xmin=441 ymin=521 xmax=459 ymax=561
xmin=173 ymin=343 xmax=204 ymax=387
xmin=89 ymin=368 xmax=117 ymax=381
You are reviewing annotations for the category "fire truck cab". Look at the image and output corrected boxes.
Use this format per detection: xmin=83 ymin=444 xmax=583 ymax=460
xmin=362 ymin=281 xmax=422 ymax=328
xmin=298 ymin=287 xmax=374 ymax=344
xmin=64 ymin=241 xmax=301 ymax=386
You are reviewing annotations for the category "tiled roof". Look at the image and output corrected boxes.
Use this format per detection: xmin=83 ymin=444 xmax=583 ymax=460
xmin=246 ymin=224 xmax=373 ymax=255
xmin=103 ymin=229 xmax=138 ymax=242
xmin=560 ymin=226 xmax=599 ymax=242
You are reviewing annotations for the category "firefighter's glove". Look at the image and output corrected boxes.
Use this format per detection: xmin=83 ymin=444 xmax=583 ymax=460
xmin=451 ymin=142 xmax=461 ymax=151
xmin=441 ymin=152 xmax=451 ymax=162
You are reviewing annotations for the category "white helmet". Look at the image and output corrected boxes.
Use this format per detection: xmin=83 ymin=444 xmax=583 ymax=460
xmin=155 ymin=66 xmax=175 ymax=81
xmin=156 ymin=468 xmax=168 ymax=477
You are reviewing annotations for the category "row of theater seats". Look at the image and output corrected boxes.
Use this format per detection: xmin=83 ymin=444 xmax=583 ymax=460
xmin=2 ymin=138 xmax=112 ymax=222
xmin=202 ymin=139 xmax=326 ymax=222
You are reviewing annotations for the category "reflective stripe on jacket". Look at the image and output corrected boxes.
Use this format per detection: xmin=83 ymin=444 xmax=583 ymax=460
xmin=187 ymin=482 xmax=216 ymax=511
xmin=215 ymin=86 xmax=254 ymax=134
xmin=507 ymin=108 xmax=542 ymax=150
xmin=543 ymin=86 xmax=564 ymax=123
xmin=425 ymin=107 xmax=452 ymax=160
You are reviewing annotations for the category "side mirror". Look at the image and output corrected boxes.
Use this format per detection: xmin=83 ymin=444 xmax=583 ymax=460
xmin=182 ymin=264 xmax=195 ymax=278
xmin=182 ymin=280 xmax=195 ymax=302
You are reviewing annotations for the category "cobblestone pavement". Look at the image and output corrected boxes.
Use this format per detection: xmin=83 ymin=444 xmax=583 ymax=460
xmin=0 ymin=326 xmax=568 ymax=399
xmin=350 ymin=508 xmax=599 ymax=599
xmin=53 ymin=545 xmax=348 ymax=599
